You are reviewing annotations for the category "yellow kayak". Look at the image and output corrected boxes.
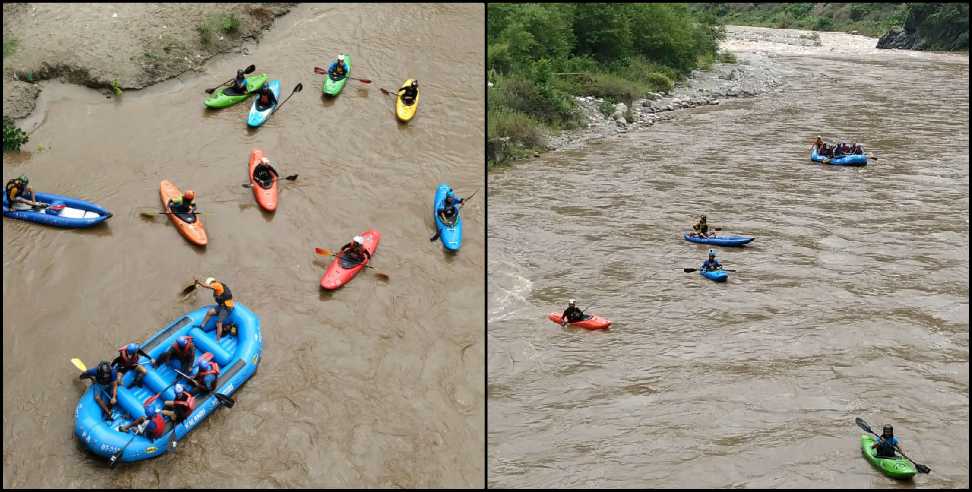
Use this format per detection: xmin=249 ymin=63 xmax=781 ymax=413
xmin=395 ymin=79 xmax=420 ymax=122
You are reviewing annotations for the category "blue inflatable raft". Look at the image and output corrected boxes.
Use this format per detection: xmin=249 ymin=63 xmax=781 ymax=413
xmin=3 ymin=192 xmax=112 ymax=228
xmin=433 ymin=183 xmax=462 ymax=251
xmin=74 ymin=303 xmax=262 ymax=463
xmin=810 ymin=147 xmax=867 ymax=166
xmin=683 ymin=232 xmax=754 ymax=247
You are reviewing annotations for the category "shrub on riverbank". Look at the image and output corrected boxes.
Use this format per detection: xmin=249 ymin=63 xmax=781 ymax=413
xmin=488 ymin=3 xmax=723 ymax=166
xmin=694 ymin=3 xmax=909 ymax=37
xmin=3 ymin=117 xmax=30 ymax=152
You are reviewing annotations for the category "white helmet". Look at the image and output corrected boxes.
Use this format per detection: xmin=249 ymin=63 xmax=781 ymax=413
xmin=204 ymin=277 xmax=217 ymax=286
xmin=260 ymin=157 xmax=270 ymax=165
xmin=174 ymin=383 xmax=184 ymax=394
xmin=568 ymin=299 xmax=576 ymax=305
xmin=337 ymin=54 xmax=345 ymax=62
xmin=352 ymin=235 xmax=364 ymax=245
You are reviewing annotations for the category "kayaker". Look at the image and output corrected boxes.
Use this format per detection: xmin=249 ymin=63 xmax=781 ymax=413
xmin=79 ymin=360 xmax=120 ymax=420
xmin=813 ymin=136 xmax=824 ymax=150
xmin=189 ymin=352 xmax=220 ymax=393
xmin=692 ymin=215 xmax=710 ymax=237
xmin=231 ymin=69 xmax=248 ymax=94
xmin=398 ymin=80 xmax=419 ymax=105
xmin=256 ymin=82 xmax=277 ymax=108
xmin=339 ymin=235 xmax=372 ymax=265
xmin=168 ymin=190 xmax=197 ymax=216
xmin=4 ymin=175 xmax=42 ymax=209
xmin=196 ymin=277 xmax=236 ymax=342
xmin=560 ymin=299 xmax=585 ymax=326
xmin=328 ymin=54 xmax=348 ymax=80
xmin=701 ymin=249 xmax=723 ymax=272
xmin=155 ymin=335 xmax=196 ymax=374
xmin=162 ymin=384 xmax=196 ymax=422
xmin=438 ymin=190 xmax=465 ymax=224
xmin=112 ymin=343 xmax=153 ymax=386
xmin=118 ymin=405 xmax=166 ymax=439
xmin=871 ymin=425 xmax=903 ymax=459
xmin=253 ymin=157 xmax=279 ymax=187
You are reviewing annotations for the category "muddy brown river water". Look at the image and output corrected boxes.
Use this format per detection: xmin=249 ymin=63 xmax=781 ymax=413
xmin=488 ymin=27 xmax=968 ymax=488
xmin=3 ymin=4 xmax=484 ymax=488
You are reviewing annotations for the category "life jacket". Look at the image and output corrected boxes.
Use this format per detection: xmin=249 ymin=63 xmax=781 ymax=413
xmin=195 ymin=352 xmax=220 ymax=379
xmin=172 ymin=339 xmax=195 ymax=360
xmin=259 ymin=90 xmax=271 ymax=106
xmin=146 ymin=412 xmax=166 ymax=438
xmin=117 ymin=345 xmax=138 ymax=368
xmin=172 ymin=391 xmax=197 ymax=414
xmin=5 ymin=179 xmax=24 ymax=201
xmin=875 ymin=436 xmax=897 ymax=458
xmin=211 ymin=281 xmax=233 ymax=308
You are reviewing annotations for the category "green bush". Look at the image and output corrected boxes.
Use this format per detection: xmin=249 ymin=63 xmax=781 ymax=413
xmin=645 ymin=72 xmax=674 ymax=92
xmin=198 ymin=13 xmax=241 ymax=45
xmin=814 ymin=16 xmax=834 ymax=31
xmin=487 ymin=108 xmax=547 ymax=149
xmin=3 ymin=117 xmax=30 ymax=152
xmin=597 ymin=99 xmax=615 ymax=117
xmin=111 ymin=79 xmax=123 ymax=96
xmin=3 ymin=38 xmax=17 ymax=60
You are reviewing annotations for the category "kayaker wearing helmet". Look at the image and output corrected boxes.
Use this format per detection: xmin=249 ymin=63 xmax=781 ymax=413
xmin=119 ymin=405 xmax=166 ymax=439
xmin=252 ymin=157 xmax=279 ymax=188
xmin=168 ymin=190 xmax=197 ymax=218
xmin=4 ymin=175 xmax=42 ymax=209
xmin=196 ymin=277 xmax=236 ymax=342
xmin=340 ymin=235 xmax=372 ymax=266
xmin=231 ymin=68 xmax=248 ymax=94
xmin=871 ymin=425 xmax=903 ymax=459
xmin=701 ymin=249 xmax=722 ymax=272
xmin=162 ymin=384 xmax=196 ymax=422
xmin=256 ymin=82 xmax=277 ymax=109
xmin=189 ymin=352 xmax=220 ymax=393
xmin=438 ymin=189 xmax=465 ymax=224
xmin=79 ymin=360 xmax=120 ymax=420
xmin=328 ymin=54 xmax=348 ymax=80
xmin=560 ymin=299 xmax=586 ymax=326
xmin=398 ymin=80 xmax=419 ymax=105
xmin=112 ymin=342 xmax=154 ymax=386
xmin=692 ymin=215 xmax=711 ymax=237
xmin=155 ymin=335 xmax=197 ymax=374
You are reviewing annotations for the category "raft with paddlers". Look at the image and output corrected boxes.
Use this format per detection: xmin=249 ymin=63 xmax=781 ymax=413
xmin=73 ymin=303 xmax=262 ymax=464
xmin=3 ymin=191 xmax=112 ymax=228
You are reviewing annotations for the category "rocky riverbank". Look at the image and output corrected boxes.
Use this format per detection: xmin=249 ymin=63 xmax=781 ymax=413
xmin=2 ymin=3 xmax=293 ymax=120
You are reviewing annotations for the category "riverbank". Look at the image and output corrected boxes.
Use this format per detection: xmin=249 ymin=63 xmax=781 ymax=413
xmin=2 ymin=3 xmax=293 ymax=120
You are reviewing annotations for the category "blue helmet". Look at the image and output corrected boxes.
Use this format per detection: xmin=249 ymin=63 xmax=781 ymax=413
xmin=177 ymin=336 xmax=191 ymax=349
xmin=145 ymin=406 xmax=157 ymax=418
xmin=174 ymin=383 xmax=185 ymax=394
xmin=708 ymin=249 xmax=717 ymax=257
xmin=126 ymin=343 xmax=139 ymax=355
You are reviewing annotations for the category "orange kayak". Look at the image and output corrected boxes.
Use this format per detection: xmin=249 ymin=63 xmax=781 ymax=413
xmin=548 ymin=313 xmax=612 ymax=330
xmin=320 ymin=230 xmax=380 ymax=290
xmin=248 ymin=148 xmax=278 ymax=212
xmin=159 ymin=180 xmax=207 ymax=246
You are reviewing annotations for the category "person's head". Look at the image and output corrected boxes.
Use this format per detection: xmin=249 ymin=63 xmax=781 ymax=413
xmin=237 ymin=69 xmax=244 ymax=78
xmin=174 ymin=383 xmax=185 ymax=396
xmin=177 ymin=336 xmax=193 ymax=350
xmin=183 ymin=190 xmax=195 ymax=202
xmin=204 ymin=277 xmax=217 ymax=288
xmin=17 ymin=175 xmax=29 ymax=185
xmin=97 ymin=361 xmax=112 ymax=382
xmin=568 ymin=299 xmax=576 ymax=306
xmin=708 ymin=249 xmax=717 ymax=258
xmin=126 ymin=343 xmax=139 ymax=356
xmin=352 ymin=235 xmax=364 ymax=246
xmin=816 ymin=136 xmax=822 ymax=142
xmin=411 ymin=80 xmax=418 ymax=88
xmin=700 ymin=215 xmax=707 ymax=223
xmin=260 ymin=157 xmax=271 ymax=166
xmin=145 ymin=406 xmax=158 ymax=418
xmin=337 ymin=54 xmax=345 ymax=63
xmin=882 ymin=425 xmax=893 ymax=438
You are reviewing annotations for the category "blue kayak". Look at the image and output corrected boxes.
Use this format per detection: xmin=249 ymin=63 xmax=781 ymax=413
xmin=2 ymin=192 xmax=112 ymax=228
xmin=700 ymin=265 xmax=728 ymax=282
xmin=683 ymin=232 xmax=754 ymax=247
xmin=247 ymin=79 xmax=281 ymax=128
xmin=810 ymin=147 xmax=867 ymax=166
xmin=74 ymin=303 xmax=262 ymax=464
xmin=433 ymin=183 xmax=462 ymax=251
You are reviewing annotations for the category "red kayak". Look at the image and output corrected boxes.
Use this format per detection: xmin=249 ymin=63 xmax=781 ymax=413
xmin=548 ymin=313 xmax=612 ymax=330
xmin=320 ymin=230 xmax=381 ymax=290
xmin=248 ymin=148 xmax=278 ymax=212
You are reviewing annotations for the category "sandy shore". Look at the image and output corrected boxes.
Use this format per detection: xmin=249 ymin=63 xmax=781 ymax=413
xmin=2 ymin=3 xmax=294 ymax=119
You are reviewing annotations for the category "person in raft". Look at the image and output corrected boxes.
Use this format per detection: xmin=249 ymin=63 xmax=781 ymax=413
xmin=398 ymin=79 xmax=419 ymax=105
xmin=4 ymin=175 xmax=42 ymax=209
xmin=256 ymin=82 xmax=278 ymax=109
xmin=162 ymin=384 xmax=196 ymax=423
xmin=112 ymin=343 xmax=153 ymax=386
xmin=870 ymin=424 xmax=904 ymax=458
xmin=328 ymin=54 xmax=348 ymax=80
xmin=155 ymin=335 xmax=197 ymax=374
xmin=438 ymin=189 xmax=465 ymax=224
xmin=79 ymin=361 xmax=121 ymax=420
xmin=813 ymin=136 xmax=824 ymax=151
xmin=701 ymin=249 xmax=723 ymax=272
xmin=167 ymin=189 xmax=197 ymax=217
xmin=196 ymin=277 xmax=236 ymax=342
xmin=340 ymin=235 xmax=372 ymax=266
xmin=252 ymin=157 xmax=279 ymax=188
xmin=560 ymin=299 xmax=586 ymax=326
xmin=189 ymin=352 xmax=220 ymax=393
xmin=118 ymin=405 xmax=166 ymax=439
xmin=692 ymin=215 xmax=711 ymax=237
xmin=231 ymin=68 xmax=248 ymax=94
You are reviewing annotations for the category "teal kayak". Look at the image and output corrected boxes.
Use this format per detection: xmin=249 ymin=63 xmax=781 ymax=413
xmin=700 ymin=266 xmax=728 ymax=282
xmin=247 ymin=79 xmax=280 ymax=128
xmin=861 ymin=434 xmax=916 ymax=479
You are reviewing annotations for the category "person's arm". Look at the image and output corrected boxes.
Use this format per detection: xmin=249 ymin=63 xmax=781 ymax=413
xmin=111 ymin=376 xmax=119 ymax=403
xmin=363 ymin=249 xmax=372 ymax=260
xmin=79 ymin=368 xmax=95 ymax=380
xmin=138 ymin=349 xmax=153 ymax=362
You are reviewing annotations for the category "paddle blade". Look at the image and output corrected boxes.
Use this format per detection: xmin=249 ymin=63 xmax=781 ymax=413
xmin=215 ymin=393 xmax=235 ymax=408
xmin=374 ymin=272 xmax=390 ymax=282
xmin=379 ymin=88 xmax=392 ymax=95
xmin=284 ymin=174 xmax=299 ymax=181
xmin=294 ymin=83 xmax=303 ymax=92
xmin=855 ymin=417 xmax=873 ymax=434
xmin=139 ymin=211 xmax=159 ymax=218
xmin=916 ymin=463 xmax=931 ymax=473
xmin=357 ymin=78 xmax=372 ymax=84
xmin=243 ymin=64 xmax=256 ymax=74
xmin=71 ymin=358 xmax=88 ymax=372
xmin=180 ymin=283 xmax=197 ymax=296
xmin=241 ymin=183 xmax=252 ymax=188
xmin=314 ymin=247 xmax=334 ymax=257
xmin=683 ymin=268 xmax=697 ymax=273
xmin=204 ymin=88 xmax=216 ymax=94
xmin=313 ymin=67 xmax=327 ymax=74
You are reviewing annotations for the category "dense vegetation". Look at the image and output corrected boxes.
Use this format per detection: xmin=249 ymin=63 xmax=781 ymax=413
xmin=488 ymin=3 xmax=725 ymax=165
xmin=896 ymin=3 xmax=969 ymax=51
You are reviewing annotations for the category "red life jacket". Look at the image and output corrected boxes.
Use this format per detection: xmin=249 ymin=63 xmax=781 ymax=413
xmin=117 ymin=345 xmax=138 ymax=368
xmin=172 ymin=339 xmax=195 ymax=360
xmin=146 ymin=412 xmax=166 ymax=439
xmin=172 ymin=392 xmax=196 ymax=414
xmin=196 ymin=352 xmax=220 ymax=379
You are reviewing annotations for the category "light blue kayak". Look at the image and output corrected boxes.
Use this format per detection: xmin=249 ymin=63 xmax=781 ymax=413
xmin=700 ymin=265 xmax=728 ymax=282
xmin=247 ymin=79 xmax=281 ymax=128
xmin=433 ymin=184 xmax=462 ymax=251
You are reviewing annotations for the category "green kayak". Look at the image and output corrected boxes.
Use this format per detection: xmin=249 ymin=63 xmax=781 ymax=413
xmin=861 ymin=434 xmax=916 ymax=479
xmin=204 ymin=73 xmax=268 ymax=109
xmin=322 ymin=55 xmax=351 ymax=96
